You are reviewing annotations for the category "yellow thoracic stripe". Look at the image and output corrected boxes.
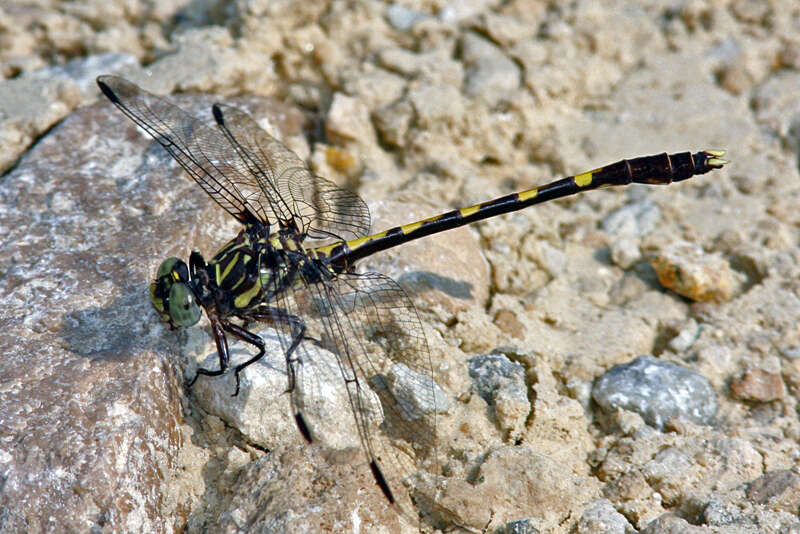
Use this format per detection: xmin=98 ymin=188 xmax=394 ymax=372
xmin=220 ymin=252 xmax=239 ymax=282
xmin=229 ymin=271 xmax=247 ymax=291
xmin=234 ymin=276 xmax=262 ymax=308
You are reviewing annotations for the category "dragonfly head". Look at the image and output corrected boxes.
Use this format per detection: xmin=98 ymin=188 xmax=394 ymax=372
xmin=150 ymin=257 xmax=201 ymax=328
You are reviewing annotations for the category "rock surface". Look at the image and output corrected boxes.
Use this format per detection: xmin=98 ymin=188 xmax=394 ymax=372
xmin=2 ymin=1 xmax=800 ymax=533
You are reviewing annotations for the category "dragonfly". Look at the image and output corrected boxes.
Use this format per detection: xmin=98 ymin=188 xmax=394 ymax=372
xmin=96 ymin=74 xmax=727 ymax=520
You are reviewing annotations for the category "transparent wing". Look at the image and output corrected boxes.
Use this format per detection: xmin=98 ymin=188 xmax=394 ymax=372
xmin=260 ymin=264 xmax=438 ymax=520
xmin=97 ymin=75 xmax=371 ymax=240
xmin=213 ymin=104 xmax=371 ymax=241
xmin=97 ymin=75 xmax=268 ymax=225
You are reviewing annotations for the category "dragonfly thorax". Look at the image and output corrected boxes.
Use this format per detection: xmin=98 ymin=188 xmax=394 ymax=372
xmin=204 ymin=226 xmax=320 ymax=315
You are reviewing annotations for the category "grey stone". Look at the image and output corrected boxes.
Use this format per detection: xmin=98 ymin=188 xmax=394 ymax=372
xmin=469 ymin=353 xmax=529 ymax=438
xmin=341 ymin=66 xmax=407 ymax=110
xmin=470 ymin=353 xmax=524 ymax=403
xmin=386 ymin=4 xmax=426 ymax=31
xmin=641 ymin=514 xmax=706 ymax=533
xmin=702 ymin=496 xmax=746 ymax=526
xmin=609 ymin=235 xmax=642 ymax=269
xmin=0 ymin=74 xmax=81 ymax=173
xmin=592 ymin=355 xmax=717 ymax=429
xmin=0 ymin=94 xmax=202 ymax=534
xmin=188 ymin=327 xmax=368 ymax=454
xmin=373 ymin=98 xmax=414 ymax=147
xmin=668 ymin=319 xmax=700 ymax=353
xmin=439 ymin=0 xmax=500 ymax=23
xmin=0 ymin=89 xmax=304 ymax=533
xmin=29 ymin=52 xmax=140 ymax=97
xmin=201 ymin=444 xmax=413 ymax=532
xmin=475 ymin=447 xmax=598 ymax=528
xmin=576 ymin=499 xmax=635 ymax=534
xmin=378 ymin=47 xmax=464 ymax=85
xmin=461 ymin=32 xmax=521 ymax=106
xmin=326 ymin=91 xmax=375 ymax=144
xmin=386 ymin=363 xmax=451 ymax=420
xmin=141 ymin=27 xmax=242 ymax=93
xmin=745 ymin=469 xmax=800 ymax=509
xmin=601 ymin=200 xmax=661 ymax=237
xmin=408 ymin=83 xmax=465 ymax=128
xmin=495 ymin=518 xmax=542 ymax=534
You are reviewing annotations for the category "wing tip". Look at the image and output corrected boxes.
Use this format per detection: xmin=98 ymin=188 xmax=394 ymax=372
xmin=212 ymin=104 xmax=225 ymax=126
xmin=96 ymin=76 xmax=120 ymax=104
xmin=294 ymin=412 xmax=313 ymax=443
xmin=370 ymin=460 xmax=397 ymax=504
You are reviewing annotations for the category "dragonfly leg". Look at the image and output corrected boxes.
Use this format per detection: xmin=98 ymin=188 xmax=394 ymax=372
xmin=239 ymin=306 xmax=312 ymax=441
xmin=188 ymin=313 xmax=230 ymax=387
xmin=219 ymin=320 xmax=267 ymax=397
xmin=232 ymin=307 xmax=307 ymax=397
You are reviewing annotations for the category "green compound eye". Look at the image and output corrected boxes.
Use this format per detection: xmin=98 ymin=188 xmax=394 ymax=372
xmin=168 ymin=282 xmax=201 ymax=327
xmin=151 ymin=257 xmax=196 ymax=326
xmin=157 ymin=257 xmax=188 ymax=282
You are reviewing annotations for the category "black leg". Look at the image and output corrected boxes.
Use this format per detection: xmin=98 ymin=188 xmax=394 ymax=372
xmin=220 ymin=321 xmax=266 ymax=397
xmin=239 ymin=307 xmax=306 ymax=394
xmin=188 ymin=306 xmax=308 ymax=398
xmin=238 ymin=307 xmax=312 ymax=443
xmin=188 ymin=314 xmax=230 ymax=387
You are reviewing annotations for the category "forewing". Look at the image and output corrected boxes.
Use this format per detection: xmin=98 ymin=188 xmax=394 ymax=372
xmin=97 ymin=75 xmax=271 ymax=225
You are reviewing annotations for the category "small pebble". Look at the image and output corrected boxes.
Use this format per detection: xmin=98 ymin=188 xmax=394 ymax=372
xmin=385 ymin=4 xmax=426 ymax=31
xmin=592 ymin=355 xmax=717 ymax=430
xmin=668 ymin=319 xmax=700 ymax=353
xmin=649 ymin=241 xmax=741 ymax=302
xmin=601 ymin=200 xmax=660 ymax=237
xmin=469 ymin=353 xmax=529 ymax=438
xmin=460 ymin=32 xmax=521 ymax=106
xmin=730 ymin=368 xmax=785 ymax=402
xmin=493 ymin=309 xmax=524 ymax=339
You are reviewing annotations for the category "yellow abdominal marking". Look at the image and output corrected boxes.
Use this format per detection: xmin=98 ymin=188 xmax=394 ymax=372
xmin=460 ymin=205 xmax=480 ymax=218
xmin=400 ymin=221 xmax=423 ymax=235
xmin=574 ymin=172 xmax=594 ymax=187
xmin=348 ymin=231 xmax=387 ymax=251
xmin=517 ymin=187 xmax=538 ymax=202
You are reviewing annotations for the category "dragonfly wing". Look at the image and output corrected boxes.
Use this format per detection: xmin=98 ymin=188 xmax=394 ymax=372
xmin=98 ymin=76 xmax=284 ymax=228
xmin=212 ymin=104 xmax=371 ymax=241
xmin=262 ymin=264 xmax=438 ymax=520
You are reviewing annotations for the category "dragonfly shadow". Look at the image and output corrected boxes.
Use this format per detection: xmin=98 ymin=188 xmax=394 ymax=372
xmin=60 ymin=292 xmax=161 ymax=361
xmin=396 ymin=270 xmax=475 ymax=301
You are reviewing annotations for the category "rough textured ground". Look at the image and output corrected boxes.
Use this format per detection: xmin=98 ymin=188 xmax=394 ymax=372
xmin=1 ymin=1 xmax=799 ymax=533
